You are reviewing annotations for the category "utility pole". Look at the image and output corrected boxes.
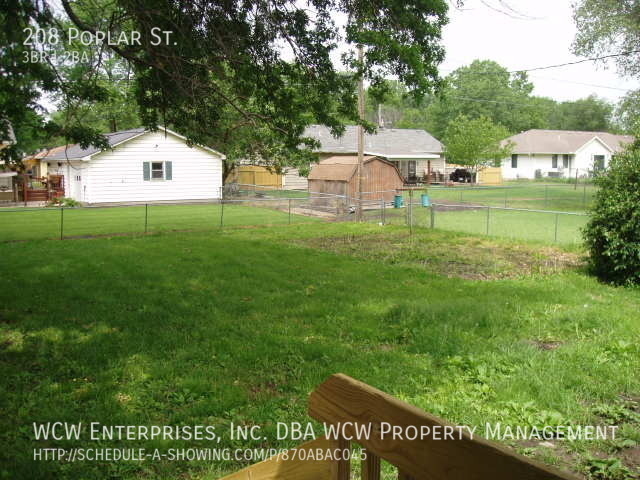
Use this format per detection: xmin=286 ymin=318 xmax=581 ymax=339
xmin=357 ymin=44 xmax=365 ymax=222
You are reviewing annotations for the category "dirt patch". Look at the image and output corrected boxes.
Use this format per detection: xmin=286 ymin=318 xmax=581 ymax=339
xmin=529 ymin=340 xmax=564 ymax=351
xmin=293 ymin=231 xmax=582 ymax=280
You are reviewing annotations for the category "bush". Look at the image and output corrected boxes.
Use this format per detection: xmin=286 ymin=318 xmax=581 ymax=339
xmin=47 ymin=197 xmax=80 ymax=208
xmin=583 ymin=148 xmax=640 ymax=285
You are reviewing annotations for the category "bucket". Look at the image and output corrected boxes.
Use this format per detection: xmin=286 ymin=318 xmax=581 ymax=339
xmin=393 ymin=195 xmax=404 ymax=208
xmin=421 ymin=194 xmax=431 ymax=207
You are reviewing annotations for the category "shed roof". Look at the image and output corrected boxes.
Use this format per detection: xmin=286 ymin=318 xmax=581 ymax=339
xmin=304 ymin=125 xmax=444 ymax=156
xmin=504 ymin=129 xmax=634 ymax=154
xmin=308 ymin=164 xmax=356 ymax=181
xmin=308 ymin=154 xmax=401 ymax=182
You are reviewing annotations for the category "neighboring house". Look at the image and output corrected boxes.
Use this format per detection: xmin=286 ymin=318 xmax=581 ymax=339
xmin=0 ymin=121 xmax=17 ymax=201
xmin=27 ymin=127 xmax=225 ymax=204
xmin=307 ymin=155 xmax=404 ymax=202
xmin=502 ymin=129 xmax=633 ymax=180
xmin=304 ymin=125 xmax=445 ymax=183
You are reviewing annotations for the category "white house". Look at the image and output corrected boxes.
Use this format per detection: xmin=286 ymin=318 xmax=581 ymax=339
xmin=31 ymin=127 xmax=225 ymax=204
xmin=502 ymin=129 xmax=633 ymax=180
xmin=303 ymin=125 xmax=446 ymax=182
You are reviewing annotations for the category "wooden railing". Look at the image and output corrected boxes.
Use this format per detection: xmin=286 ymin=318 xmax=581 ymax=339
xmin=220 ymin=374 xmax=580 ymax=480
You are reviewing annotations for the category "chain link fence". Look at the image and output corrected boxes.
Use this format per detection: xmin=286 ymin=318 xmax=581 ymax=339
xmin=425 ymin=183 xmax=595 ymax=212
xmin=0 ymin=183 xmax=590 ymax=244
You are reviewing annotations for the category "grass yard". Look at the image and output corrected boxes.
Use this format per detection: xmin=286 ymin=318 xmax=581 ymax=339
xmin=1 ymin=223 xmax=639 ymax=479
xmin=422 ymin=184 xmax=596 ymax=212
xmin=0 ymin=201 xmax=319 ymax=242
xmin=364 ymin=205 xmax=589 ymax=244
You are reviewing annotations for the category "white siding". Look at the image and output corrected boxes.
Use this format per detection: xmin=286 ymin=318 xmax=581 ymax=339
xmin=502 ymin=138 xmax=614 ymax=180
xmin=282 ymin=168 xmax=308 ymax=190
xmin=82 ymin=131 xmax=222 ymax=204
xmin=574 ymin=138 xmax=612 ymax=172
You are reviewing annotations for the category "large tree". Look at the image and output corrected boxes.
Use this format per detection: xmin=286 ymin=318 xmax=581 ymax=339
xmin=423 ymin=60 xmax=546 ymax=138
xmin=443 ymin=114 xmax=513 ymax=183
xmin=2 ymin=0 xmax=450 ymax=170
xmin=549 ymin=95 xmax=613 ymax=132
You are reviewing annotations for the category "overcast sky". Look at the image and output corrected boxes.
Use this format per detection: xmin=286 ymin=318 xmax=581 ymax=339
xmin=441 ymin=0 xmax=639 ymax=102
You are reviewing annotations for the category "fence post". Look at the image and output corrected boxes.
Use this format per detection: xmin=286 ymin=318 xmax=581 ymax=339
xmin=486 ymin=206 xmax=490 ymax=235
xmin=504 ymin=188 xmax=508 ymax=208
xmin=430 ymin=206 xmax=435 ymax=228
xmin=544 ymin=185 xmax=549 ymax=208
xmin=288 ymin=198 xmax=292 ymax=224
xmin=144 ymin=203 xmax=148 ymax=234
xmin=220 ymin=196 xmax=224 ymax=228
xmin=408 ymin=189 xmax=413 ymax=235
xmin=582 ymin=180 xmax=587 ymax=209
xmin=554 ymin=213 xmax=559 ymax=242
xmin=380 ymin=197 xmax=385 ymax=225
xmin=60 ymin=207 xmax=64 ymax=240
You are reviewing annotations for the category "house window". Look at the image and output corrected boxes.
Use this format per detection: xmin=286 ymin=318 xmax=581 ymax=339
xmin=511 ymin=154 xmax=518 ymax=168
xmin=143 ymin=161 xmax=173 ymax=181
xmin=593 ymin=155 xmax=606 ymax=171
xmin=563 ymin=154 xmax=570 ymax=168
xmin=151 ymin=162 xmax=164 ymax=179
xmin=552 ymin=154 xmax=558 ymax=169
xmin=0 ymin=176 xmax=12 ymax=192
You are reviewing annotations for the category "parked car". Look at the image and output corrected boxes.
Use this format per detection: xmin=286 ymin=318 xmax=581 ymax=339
xmin=449 ymin=168 xmax=472 ymax=183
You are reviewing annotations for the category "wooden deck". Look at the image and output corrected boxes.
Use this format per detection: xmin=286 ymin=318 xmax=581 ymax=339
xmin=219 ymin=374 xmax=580 ymax=480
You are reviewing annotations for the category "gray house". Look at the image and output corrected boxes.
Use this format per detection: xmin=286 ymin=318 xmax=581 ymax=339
xmin=303 ymin=125 xmax=445 ymax=182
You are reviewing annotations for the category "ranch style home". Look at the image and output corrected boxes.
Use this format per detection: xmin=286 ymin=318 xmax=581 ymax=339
xmin=502 ymin=129 xmax=633 ymax=180
xmin=25 ymin=127 xmax=225 ymax=204
xmin=304 ymin=124 xmax=446 ymax=183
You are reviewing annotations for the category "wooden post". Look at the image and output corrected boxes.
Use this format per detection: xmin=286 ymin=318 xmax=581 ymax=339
xmin=427 ymin=160 xmax=431 ymax=185
xmin=338 ymin=437 xmax=351 ymax=480
xmin=357 ymin=44 xmax=365 ymax=222
xmin=362 ymin=450 xmax=381 ymax=480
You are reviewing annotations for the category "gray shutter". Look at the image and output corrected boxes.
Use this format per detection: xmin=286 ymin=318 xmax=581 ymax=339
xmin=143 ymin=162 xmax=150 ymax=181
xmin=165 ymin=161 xmax=172 ymax=180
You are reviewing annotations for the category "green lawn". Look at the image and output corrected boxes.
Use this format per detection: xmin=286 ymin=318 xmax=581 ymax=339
xmin=1 ymin=223 xmax=639 ymax=479
xmin=421 ymin=184 xmax=596 ymax=212
xmin=363 ymin=205 xmax=589 ymax=244
xmin=0 ymin=202 xmax=318 ymax=242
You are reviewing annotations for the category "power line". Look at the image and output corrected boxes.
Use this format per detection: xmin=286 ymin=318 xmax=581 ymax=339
xmin=507 ymin=50 xmax=640 ymax=74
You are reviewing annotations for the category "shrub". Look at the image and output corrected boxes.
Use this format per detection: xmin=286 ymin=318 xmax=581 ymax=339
xmin=583 ymin=148 xmax=640 ymax=285
xmin=47 ymin=197 xmax=80 ymax=208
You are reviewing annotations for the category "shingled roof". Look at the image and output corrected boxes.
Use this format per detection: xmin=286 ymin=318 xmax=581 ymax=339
xmin=37 ymin=128 xmax=146 ymax=160
xmin=304 ymin=125 xmax=444 ymax=157
xmin=505 ymin=129 xmax=634 ymax=154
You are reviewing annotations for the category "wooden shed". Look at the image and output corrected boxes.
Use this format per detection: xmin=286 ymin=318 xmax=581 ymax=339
xmin=308 ymin=155 xmax=404 ymax=202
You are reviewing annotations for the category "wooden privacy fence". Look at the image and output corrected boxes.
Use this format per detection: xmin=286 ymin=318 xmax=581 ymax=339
xmin=230 ymin=166 xmax=283 ymax=189
xmin=220 ymin=374 xmax=579 ymax=480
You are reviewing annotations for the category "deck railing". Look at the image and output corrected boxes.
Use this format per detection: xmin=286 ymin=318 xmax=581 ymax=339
xmin=219 ymin=374 xmax=579 ymax=480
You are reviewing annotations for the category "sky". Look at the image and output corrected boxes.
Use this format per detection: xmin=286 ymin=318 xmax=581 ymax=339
xmin=440 ymin=0 xmax=639 ymax=102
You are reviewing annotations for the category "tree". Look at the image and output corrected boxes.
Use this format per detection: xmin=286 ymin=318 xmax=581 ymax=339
xmin=2 ymin=0 xmax=449 ymax=171
xmin=583 ymin=145 xmax=640 ymax=285
xmin=549 ymin=95 xmax=613 ymax=132
xmin=573 ymin=0 xmax=640 ymax=77
xmin=443 ymin=115 xmax=513 ymax=182
xmin=615 ymin=90 xmax=640 ymax=133
xmin=423 ymin=60 xmax=545 ymax=138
